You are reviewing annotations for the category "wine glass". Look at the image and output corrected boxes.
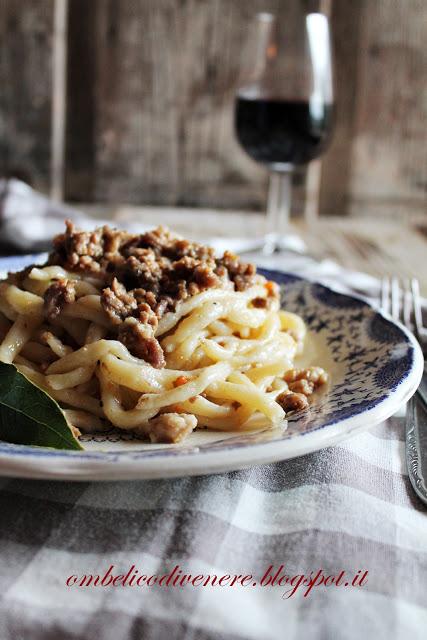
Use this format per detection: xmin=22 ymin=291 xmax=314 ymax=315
xmin=234 ymin=12 xmax=334 ymax=253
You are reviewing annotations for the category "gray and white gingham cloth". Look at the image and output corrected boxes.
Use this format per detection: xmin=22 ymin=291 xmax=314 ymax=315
xmin=0 ymin=254 xmax=426 ymax=640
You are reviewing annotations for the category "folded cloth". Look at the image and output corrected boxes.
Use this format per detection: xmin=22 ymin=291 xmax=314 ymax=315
xmin=0 ymin=178 xmax=148 ymax=251
xmin=252 ymin=250 xmax=381 ymax=302
xmin=0 ymin=178 xmax=91 ymax=250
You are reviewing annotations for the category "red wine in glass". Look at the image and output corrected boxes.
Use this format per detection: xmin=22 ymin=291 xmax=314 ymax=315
xmin=234 ymin=13 xmax=334 ymax=252
xmin=235 ymin=96 xmax=334 ymax=167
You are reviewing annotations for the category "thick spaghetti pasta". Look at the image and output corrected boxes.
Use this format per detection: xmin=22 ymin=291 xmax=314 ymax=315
xmin=0 ymin=223 xmax=328 ymax=443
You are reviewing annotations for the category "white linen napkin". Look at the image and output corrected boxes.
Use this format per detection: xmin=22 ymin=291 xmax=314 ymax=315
xmin=0 ymin=178 xmax=122 ymax=251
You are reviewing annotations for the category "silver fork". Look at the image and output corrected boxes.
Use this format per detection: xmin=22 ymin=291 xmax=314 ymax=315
xmin=381 ymin=277 xmax=426 ymax=348
xmin=381 ymin=277 xmax=426 ymax=405
xmin=381 ymin=276 xmax=427 ymax=504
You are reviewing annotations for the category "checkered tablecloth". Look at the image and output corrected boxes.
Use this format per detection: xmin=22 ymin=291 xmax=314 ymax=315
xmin=0 ymin=413 xmax=426 ymax=640
xmin=0 ymin=247 xmax=426 ymax=640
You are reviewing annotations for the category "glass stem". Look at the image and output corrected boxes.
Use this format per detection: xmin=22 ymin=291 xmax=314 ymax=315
xmin=264 ymin=169 xmax=293 ymax=253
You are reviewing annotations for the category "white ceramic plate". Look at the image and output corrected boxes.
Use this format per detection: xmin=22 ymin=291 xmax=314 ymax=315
xmin=0 ymin=258 xmax=423 ymax=480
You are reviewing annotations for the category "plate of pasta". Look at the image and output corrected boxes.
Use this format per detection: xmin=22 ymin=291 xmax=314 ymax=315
xmin=0 ymin=224 xmax=423 ymax=480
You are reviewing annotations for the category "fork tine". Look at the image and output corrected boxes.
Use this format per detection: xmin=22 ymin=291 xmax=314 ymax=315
xmin=403 ymin=278 xmax=412 ymax=329
xmin=391 ymin=277 xmax=400 ymax=322
xmin=410 ymin=278 xmax=424 ymax=341
xmin=381 ymin=277 xmax=391 ymax=315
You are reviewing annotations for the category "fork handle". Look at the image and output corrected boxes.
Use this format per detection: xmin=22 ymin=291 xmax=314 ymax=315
xmin=417 ymin=366 xmax=427 ymax=409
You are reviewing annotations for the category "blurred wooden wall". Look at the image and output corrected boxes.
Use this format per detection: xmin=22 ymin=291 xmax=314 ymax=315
xmin=0 ymin=0 xmax=426 ymax=217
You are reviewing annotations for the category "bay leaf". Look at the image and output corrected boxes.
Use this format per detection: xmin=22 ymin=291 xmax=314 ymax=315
xmin=0 ymin=361 xmax=83 ymax=450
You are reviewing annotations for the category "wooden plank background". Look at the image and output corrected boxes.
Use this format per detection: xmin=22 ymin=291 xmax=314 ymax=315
xmin=321 ymin=0 xmax=427 ymax=219
xmin=0 ymin=0 xmax=426 ymax=217
xmin=0 ymin=0 xmax=54 ymax=191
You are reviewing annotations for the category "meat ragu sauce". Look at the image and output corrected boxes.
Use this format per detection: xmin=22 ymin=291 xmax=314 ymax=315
xmin=42 ymin=222 xmax=277 ymax=368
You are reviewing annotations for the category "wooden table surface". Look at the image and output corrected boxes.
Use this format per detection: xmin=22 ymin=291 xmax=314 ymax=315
xmin=1 ymin=206 xmax=426 ymax=295
xmin=295 ymin=217 xmax=427 ymax=293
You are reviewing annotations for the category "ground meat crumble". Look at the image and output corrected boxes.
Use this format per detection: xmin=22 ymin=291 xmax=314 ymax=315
xmin=46 ymin=222 xmax=272 ymax=366
xmin=276 ymin=367 xmax=329 ymax=414
xmin=141 ymin=413 xmax=197 ymax=443
xmin=276 ymin=391 xmax=310 ymax=413
xmin=118 ymin=317 xmax=165 ymax=369
xmin=43 ymin=278 xmax=76 ymax=321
